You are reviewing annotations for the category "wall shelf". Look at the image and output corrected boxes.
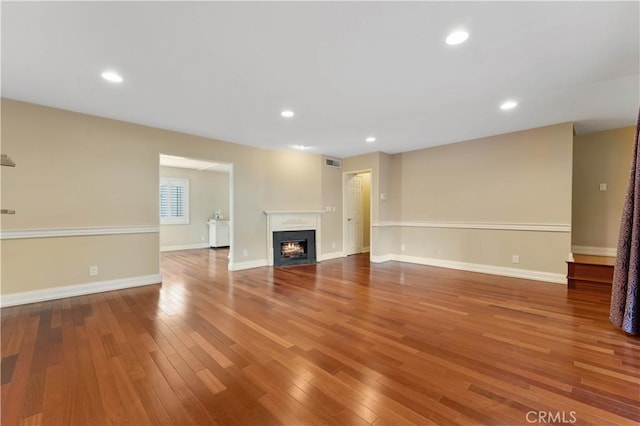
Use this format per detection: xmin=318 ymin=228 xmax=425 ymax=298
xmin=1 ymin=154 xmax=16 ymax=167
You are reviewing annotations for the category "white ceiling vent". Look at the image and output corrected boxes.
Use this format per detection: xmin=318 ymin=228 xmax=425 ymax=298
xmin=324 ymin=158 xmax=342 ymax=168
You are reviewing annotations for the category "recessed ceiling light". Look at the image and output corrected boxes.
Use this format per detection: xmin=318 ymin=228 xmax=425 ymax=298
xmin=289 ymin=145 xmax=313 ymax=151
xmin=500 ymin=100 xmax=518 ymax=110
xmin=365 ymin=137 xmax=376 ymax=143
xmin=446 ymin=30 xmax=469 ymax=45
xmin=281 ymin=110 xmax=295 ymax=118
xmin=101 ymin=71 xmax=123 ymax=83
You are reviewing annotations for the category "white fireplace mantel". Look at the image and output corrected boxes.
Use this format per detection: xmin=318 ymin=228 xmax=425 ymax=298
xmin=264 ymin=210 xmax=323 ymax=266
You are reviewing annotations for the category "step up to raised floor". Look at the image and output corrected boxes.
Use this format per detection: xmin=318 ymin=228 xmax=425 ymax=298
xmin=566 ymin=255 xmax=615 ymax=289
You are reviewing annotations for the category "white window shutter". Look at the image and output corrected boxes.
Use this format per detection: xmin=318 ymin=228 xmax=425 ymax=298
xmin=160 ymin=178 xmax=189 ymax=224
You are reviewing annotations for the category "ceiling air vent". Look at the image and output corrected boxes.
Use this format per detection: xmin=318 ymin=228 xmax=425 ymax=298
xmin=324 ymin=158 xmax=342 ymax=168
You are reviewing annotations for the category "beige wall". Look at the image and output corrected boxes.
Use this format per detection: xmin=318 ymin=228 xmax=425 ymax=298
xmin=2 ymin=234 xmax=159 ymax=294
xmin=2 ymin=104 xmax=158 ymax=229
xmin=159 ymin=166 xmax=229 ymax=250
xmin=388 ymin=122 xmax=574 ymax=276
xmin=397 ymin=123 xmax=573 ymax=224
xmin=398 ymin=228 xmax=570 ymax=274
xmin=572 ymin=126 xmax=635 ymax=251
xmin=1 ymin=99 xmax=324 ymax=295
xmin=320 ymin=159 xmax=343 ymax=254
xmin=377 ymin=152 xmax=394 ymax=222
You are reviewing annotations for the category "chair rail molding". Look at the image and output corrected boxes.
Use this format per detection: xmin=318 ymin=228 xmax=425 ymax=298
xmin=371 ymin=221 xmax=570 ymax=233
xmin=0 ymin=225 xmax=159 ymax=240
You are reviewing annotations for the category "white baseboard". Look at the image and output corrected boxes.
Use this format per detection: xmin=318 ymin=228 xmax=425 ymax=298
xmin=318 ymin=251 xmax=345 ymax=262
xmin=370 ymin=254 xmax=394 ymax=263
xmin=393 ymin=254 xmax=566 ymax=284
xmin=361 ymin=247 xmax=370 ymax=253
xmin=0 ymin=274 xmax=162 ymax=307
xmin=228 ymin=259 xmax=269 ymax=271
xmin=572 ymin=245 xmax=617 ymax=257
xmin=368 ymin=253 xmax=564 ymax=284
xmin=161 ymin=243 xmax=209 ymax=252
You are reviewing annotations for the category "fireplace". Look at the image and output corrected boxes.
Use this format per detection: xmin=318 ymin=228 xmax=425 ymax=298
xmin=264 ymin=210 xmax=323 ymax=267
xmin=273 ymin=230 xmax=316 ymax=266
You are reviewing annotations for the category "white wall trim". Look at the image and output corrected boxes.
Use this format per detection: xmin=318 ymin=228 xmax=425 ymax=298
xmin=572 ymin=245 xmax=617 ymax=257
xmin=0 ymin=225 xmax=159 ymax=240
xmin=370 ymin=254 xmax=394 ymax=263
xmin=228 ymin=259 xmax=269 ymax=271
xmin=371 ymin=221 xmax=570 ymax=233
xmin=368 ymin=254 xmax=565 ymax=284
xmin=161 ymin=243 xmax=210 ymax=252
xmin=264 ymin=210 xmax=325 ymax=215
xmin=361 ymin=247 xmax=370 ymax=253
xmin=0 ymin=274 xmax=162 ymax=307
xmin=318 ymin=251 xmax=345 ymax=262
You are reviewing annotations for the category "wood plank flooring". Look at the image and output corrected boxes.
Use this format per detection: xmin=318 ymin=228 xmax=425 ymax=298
xmin=2 ymin=249 xmax=639 ymax=425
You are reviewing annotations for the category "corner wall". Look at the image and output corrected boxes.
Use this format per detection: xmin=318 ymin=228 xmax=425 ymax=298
xmin=0 ymin=99 xmax=324 ymax=304
xmin=371 ymin=123 xmax=574 ymax=282
xmin=572 ymin=126 xmax=635 ymax=256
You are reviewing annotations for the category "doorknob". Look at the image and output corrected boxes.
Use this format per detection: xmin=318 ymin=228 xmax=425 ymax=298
xmin=347 ymin=218 xmax=352 ymax=221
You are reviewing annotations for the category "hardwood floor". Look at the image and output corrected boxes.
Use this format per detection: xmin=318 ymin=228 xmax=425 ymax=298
xmin=2 ymin=249 xmax=639 ymax=425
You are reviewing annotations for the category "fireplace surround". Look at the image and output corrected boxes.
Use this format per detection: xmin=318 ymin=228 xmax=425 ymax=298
xmin=264 ymin=211 xmax=323 ymax=267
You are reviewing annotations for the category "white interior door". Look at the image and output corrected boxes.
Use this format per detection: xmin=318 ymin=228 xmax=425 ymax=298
xmin=345 ymin=175 xmax=363 ymax=255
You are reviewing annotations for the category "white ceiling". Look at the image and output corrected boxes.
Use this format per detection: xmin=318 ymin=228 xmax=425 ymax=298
xmin=2 ymin=2 xmax=639 ymax=158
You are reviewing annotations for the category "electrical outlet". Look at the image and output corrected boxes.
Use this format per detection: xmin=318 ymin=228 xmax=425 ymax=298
xmin=599 ymin=183 xmax=607 ymax=191
xmin=200 ymin=235 xmax=205 ymax=241
xmin=89 ymin=266 xmax=99 ymax=276
xmin=243 ymin=249 xmax=248 ymax=257
xmin=401 ymin=244 xmax=406 ymax=252
xmin=512 ymin=255 xmax=520 ymax=264
xmin=332 ymin=206 xmax=336 ymax=212
xmin=332 ymin=242 xmax=336 ymax=249
xmin=325 ymin=206 xmax=332 ymax=212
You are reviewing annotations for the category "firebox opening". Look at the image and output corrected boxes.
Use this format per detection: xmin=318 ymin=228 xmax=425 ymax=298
xmin=273 ymin=230 xmax=316 ymax=267
xmin=281 ymin=240 xmax=307 ymax=259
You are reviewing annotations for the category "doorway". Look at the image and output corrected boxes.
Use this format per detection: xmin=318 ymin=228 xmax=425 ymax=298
xmin=158 ymin=154 xmax=234 ymax=267
xmin=343 ymin=170 xmax=372 ymax=256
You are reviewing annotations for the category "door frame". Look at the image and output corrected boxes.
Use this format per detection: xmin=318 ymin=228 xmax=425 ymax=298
xmin=158 ymin=154 xmax=234 ymax=268
xmin=342 ymin=168 xmax=372 ymax=257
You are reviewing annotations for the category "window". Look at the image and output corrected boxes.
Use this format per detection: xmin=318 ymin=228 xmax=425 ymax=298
xmin=160 ymin=177 xmax=189 ymax=225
